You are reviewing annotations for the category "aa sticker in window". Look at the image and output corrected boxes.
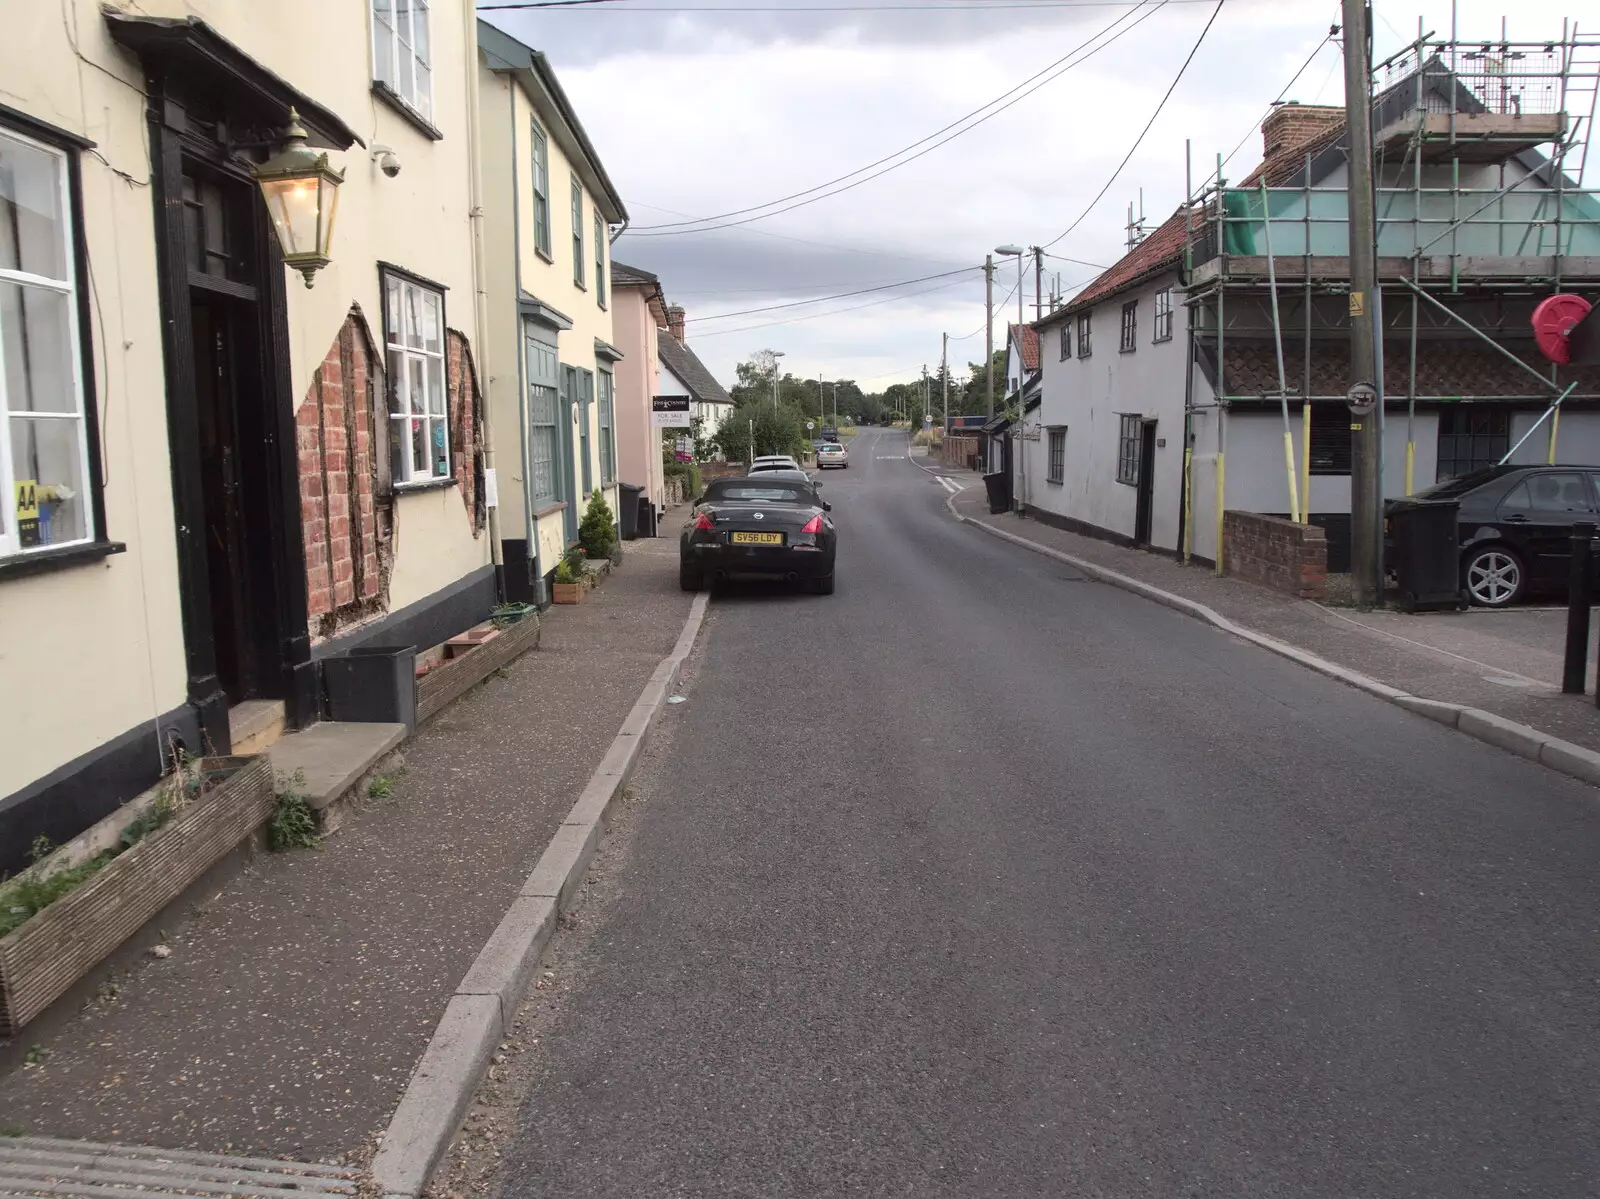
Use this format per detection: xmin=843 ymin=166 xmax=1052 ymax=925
xmin=14 ymin=479 xmax=40 ymax=547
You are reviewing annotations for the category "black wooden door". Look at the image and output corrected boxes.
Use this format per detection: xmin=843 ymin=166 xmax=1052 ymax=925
xmin=1134 ymin=421 xmax=1158 ymax=545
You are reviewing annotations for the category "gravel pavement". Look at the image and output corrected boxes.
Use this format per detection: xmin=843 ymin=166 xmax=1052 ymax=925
xmin=0 ymin=534 xmax=692 ymax=1162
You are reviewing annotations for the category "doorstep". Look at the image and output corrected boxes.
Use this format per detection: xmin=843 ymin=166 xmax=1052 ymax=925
xmin=229 ymin=699 xmax=287 ymax=756
xmin=266 ymin=721 xmax=407 ymax=835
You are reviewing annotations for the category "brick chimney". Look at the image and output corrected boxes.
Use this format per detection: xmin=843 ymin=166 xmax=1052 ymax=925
xmin=666 ymin=305 xmax=686 ymax=344
xmin=1261 ymin=101 xmax=1345 ymax=160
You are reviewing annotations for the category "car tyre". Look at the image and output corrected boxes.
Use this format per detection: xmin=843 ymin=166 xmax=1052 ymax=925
xmin=679 ymin=563 xmax=703 ymax=592
xmin=809 ymin=573 xmax=835 ymax=596
xmin=1462 ymin=544 xmax=1525 ymax=607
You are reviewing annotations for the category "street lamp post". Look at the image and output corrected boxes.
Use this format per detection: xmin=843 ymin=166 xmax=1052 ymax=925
xmin=995 ymin=245 xmax=1026 ymax=513
xmin=771 ymin=350 xmax=786 ymax=411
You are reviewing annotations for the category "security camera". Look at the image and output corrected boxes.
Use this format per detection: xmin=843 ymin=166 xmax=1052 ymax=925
xmin=371 ymin=144 xmax=401 ymax=178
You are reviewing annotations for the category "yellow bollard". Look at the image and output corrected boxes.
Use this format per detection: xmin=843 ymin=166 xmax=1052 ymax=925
xmin=1299 ymin=403 xmax=1311 ymax=523
xmin=1214 ymin=452 xmax=1226 ymax=577
xmin=1405 ymin=439 xmax=1415 ymax=495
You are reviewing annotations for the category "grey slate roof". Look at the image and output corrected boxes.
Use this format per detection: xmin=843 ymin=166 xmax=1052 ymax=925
xmin=658 ymin=334 xmax=732 ymax=406
xmin=610 ymin=261 xmax=659 ymax=286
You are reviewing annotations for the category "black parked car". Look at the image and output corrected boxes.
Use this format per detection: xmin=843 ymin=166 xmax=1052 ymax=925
xmin=1390 ymin=464 xmax=1600 ymax=607
xmin=680 ymin=475 xmax=837 ymax=595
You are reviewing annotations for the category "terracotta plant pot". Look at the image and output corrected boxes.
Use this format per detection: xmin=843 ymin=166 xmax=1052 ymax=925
xmin=0 ymin=756 xmax=275 ymax=1035
xmin=552 ymin=581 xmax=585 ymax=605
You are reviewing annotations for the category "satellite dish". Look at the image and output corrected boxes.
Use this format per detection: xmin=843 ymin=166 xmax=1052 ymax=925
xmin=1532 ymin=294 xmax=1593 ymax=365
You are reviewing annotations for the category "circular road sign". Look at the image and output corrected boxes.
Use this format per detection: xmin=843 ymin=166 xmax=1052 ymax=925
xmin=806 ymin=420 xmax=815 ymax=430
xmin=1346 ymin=382 xmax=1377 ymax=415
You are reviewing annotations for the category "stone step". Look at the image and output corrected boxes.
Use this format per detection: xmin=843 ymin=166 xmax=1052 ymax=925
xmin=227 ymin=700 xmax=287 ymax=757
xmin=265 ymin=721 xmax=406 ymax=835
xmin=0 ymin=1136 xmax=360 ymax=1197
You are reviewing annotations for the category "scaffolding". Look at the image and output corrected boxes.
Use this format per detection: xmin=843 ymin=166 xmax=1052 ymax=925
xmin=1179 ymin=16 xmax=1600 ymax=569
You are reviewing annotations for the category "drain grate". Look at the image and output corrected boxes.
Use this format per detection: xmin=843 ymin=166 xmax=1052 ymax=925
xmin=0 ymin=1137 xmax=362 ymax=1198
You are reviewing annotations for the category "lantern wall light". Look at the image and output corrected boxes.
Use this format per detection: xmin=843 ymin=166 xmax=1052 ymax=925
xmin=253 ymin=107 xmax=345 ymax=288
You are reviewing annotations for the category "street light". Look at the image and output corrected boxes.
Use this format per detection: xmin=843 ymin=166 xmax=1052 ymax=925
xmin=771 ymin=349 xmax=786 ymax=410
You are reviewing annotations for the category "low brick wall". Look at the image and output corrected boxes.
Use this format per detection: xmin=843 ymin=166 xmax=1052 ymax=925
xmin=1222 ymin=510 xmax=1327 ymax=600
xmin=699 ymin=461 xmax=744 ymax=482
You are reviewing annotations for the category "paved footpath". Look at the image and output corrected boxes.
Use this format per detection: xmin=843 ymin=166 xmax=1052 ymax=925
xmin=948 ymin=483 xmax=1600 ymax=755
xmin=0 ymin=533 xmax=692 ymax=1166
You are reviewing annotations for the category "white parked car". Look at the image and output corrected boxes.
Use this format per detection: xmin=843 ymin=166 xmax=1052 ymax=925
xmin=816 ymin=442 xmax=849 ymax=469
xmin=749 ymin=455 xmax=802 ymax=475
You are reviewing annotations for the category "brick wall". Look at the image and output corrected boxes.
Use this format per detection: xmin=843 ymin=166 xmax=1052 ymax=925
xmin=299 ymin=311 xmax=390 ymax=640
xmin=447 ymin=329 xmax=486 ymax=536
xmin=1222 ymin=510 xmax=1327 ymax=600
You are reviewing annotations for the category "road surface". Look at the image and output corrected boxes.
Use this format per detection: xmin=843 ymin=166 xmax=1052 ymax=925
xmin=499 ymin=427 xmax=1600 ymax=1197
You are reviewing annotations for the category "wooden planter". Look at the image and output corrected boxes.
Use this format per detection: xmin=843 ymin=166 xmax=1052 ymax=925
xmin=416 ymin=610 xmax=541 ymax=723
xmin=552 ymin=581 xmax=585 ymax=605
xmin=0 ymin=755 xmax=274 ymax=1035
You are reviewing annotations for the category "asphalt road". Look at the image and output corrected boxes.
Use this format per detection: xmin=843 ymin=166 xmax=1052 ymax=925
xmin=501 ymin=428 xmax=1600 ymax=1198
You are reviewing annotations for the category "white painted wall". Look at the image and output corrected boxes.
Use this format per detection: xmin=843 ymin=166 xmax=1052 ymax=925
xmin=1027 ymin=274 xmax=1187 ymax=550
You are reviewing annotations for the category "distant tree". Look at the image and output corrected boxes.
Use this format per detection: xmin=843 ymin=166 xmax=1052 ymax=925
xmin=712 ymin=400 xmax=810 ymax=463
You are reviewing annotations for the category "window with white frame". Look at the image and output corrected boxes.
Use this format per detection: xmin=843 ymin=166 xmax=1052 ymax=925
xmin=1076 ymin=312 xmax=1092 ymax=358
xmin=598 ymin=368 xmax=616 ymax=484
xmin=594 ymin=212 xmax=607 ymax=308
xmin=1153 ymin=287 xmax=1174 ymax=343
xmin=1120 ymin=301 xmax=1138 ymax=352
xmin=1047 ymin=427 xmax=1065 ymax=485
xmin=382 ymin=270 xmax=450 ymax=486
xmin=1 ymin=125 xmax=95 ymax=560
xmin=525 ymin=332 xmax=559 ymax=506
xmin=571 ymin=175 xmax=585 ymax=288
xmin=1058 ymin=324 xmax=1071 ymax=361
xmin=372 ymin=0 xmax=433 ymax=123
xmin=531 ymin=119 xmax=551 ymax=258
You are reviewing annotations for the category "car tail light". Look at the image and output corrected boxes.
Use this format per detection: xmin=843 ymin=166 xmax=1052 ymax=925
xmin=800 ymin=514 xmax=823 ymax=534
xmin=694 ymin=512 xmax=716 ymax=530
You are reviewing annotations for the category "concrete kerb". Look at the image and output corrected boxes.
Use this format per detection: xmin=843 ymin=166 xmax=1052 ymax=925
xmin=370 ymin=591 xmax=712 ymax=1199
xmin=944 ymin=492 xmax=1600 ymax=792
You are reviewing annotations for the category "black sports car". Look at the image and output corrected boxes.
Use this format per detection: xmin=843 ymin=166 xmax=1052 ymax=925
xmin=680 ymin=475 xmax=837 ymax=594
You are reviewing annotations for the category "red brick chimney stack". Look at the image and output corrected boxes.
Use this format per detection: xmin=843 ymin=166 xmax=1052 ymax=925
xmin=1261 ymin=101 xmax=1345 ymax=160
xmin=666 ymin=305 xmax=686 ymax=344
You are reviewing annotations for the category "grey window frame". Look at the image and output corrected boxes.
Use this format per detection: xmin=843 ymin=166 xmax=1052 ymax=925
xmin=1076 ymin=312 xmax=1091 ymax=358
xmin=1153 ymin=288 xmax=1174 ymax=343
xmin=598 ymin=367 xmax=616 ymax=484
xmin=594 ymin=212 xmax=606 ymax=308
xmin=1116 ymin=414 xmax=1141 ymax=486
xmin=525 ymin=328 xmax=560 ymax=508
xmin=1058 ymin=324 xmax=1071 ymax=361
xmin=1119 ymin=301 xmax=1138 ymax=353
xmin=578 ymin=366 xmax=594 ymax=495
xmin=531 ymin=118 xmax=551 ymax=260
xmin=571 ymin=175 xmax=585 ymax=289
xmin=1437 ymin=407 xmax=1509 ymax=480
xmin=1047 ymin=426 xmax=1065 ymax=485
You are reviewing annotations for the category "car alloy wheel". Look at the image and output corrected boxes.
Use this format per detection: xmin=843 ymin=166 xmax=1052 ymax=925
xmin=1464 ymin=548 xmax=1523 ymax=607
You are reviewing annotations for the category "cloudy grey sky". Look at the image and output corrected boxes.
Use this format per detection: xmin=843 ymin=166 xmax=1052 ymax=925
xmin=481 ymin=0 xmax=1588 ymax=392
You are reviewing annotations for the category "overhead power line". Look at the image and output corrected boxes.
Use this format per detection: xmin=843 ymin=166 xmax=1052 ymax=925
xmin=1041 ymin=0 xmax=1224 ymax=251
xmin=694 ymin=267 xmax=979 ymax=321
xmin=623 ymin=0 xmax=1170 ymax=237
xmin=694 ymin=275 xmax=982 ymax=338
xmin=479 ymin=0 xmax=1214 ymax=10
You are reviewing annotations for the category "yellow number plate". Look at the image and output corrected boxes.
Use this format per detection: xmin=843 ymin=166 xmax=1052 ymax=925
xmin=731 ymin=531 xmax=784 ymax=545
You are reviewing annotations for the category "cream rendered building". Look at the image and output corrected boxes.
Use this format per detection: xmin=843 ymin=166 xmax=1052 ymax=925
xmin=0 ymin=0 xmax=499 ymax=873
xmin=478 ymin=22 xmax=627 ymax=605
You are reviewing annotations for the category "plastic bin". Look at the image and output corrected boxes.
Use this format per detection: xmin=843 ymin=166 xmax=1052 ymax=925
xmin=637 ymin=494 xmax=658 ymax=539
xmin=618 ymin=482 xmax=644 ymax=540
xmin=1386 ymin=498 xmax=1463 ymax=611
xmin=323 ymin=643 xmax=417 ymax=729
xmin=982 ymin=471 xmax=1011 ymax=515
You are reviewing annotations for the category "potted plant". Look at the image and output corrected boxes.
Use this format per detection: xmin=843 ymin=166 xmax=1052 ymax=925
xmin=0 ymin=753 xmax=274 ymax=1034
xmin=579 ymin=492 xmax=618 ymax=566
xmin=551 ymin=553 xmax=584 ymax=604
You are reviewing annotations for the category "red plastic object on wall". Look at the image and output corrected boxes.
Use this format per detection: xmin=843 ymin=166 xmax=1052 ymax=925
xmin=1532 ymin=294 xmax=1594 ymax=364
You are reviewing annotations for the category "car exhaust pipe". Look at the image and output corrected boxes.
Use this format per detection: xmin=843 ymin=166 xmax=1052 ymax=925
xmin=786 ymin=572 xmax=799 ymax=583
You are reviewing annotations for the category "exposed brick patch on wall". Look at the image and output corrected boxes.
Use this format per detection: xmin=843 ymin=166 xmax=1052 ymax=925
xmin=942 ymin=435 xmax=981 ymax=469
xmin=447 ymin=328 xmax=486 ymax=537
xmin=1223 ymin=510 xmax=1328 ymax=600
xmin=299 ymin=308 xmax=393 ymax=642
